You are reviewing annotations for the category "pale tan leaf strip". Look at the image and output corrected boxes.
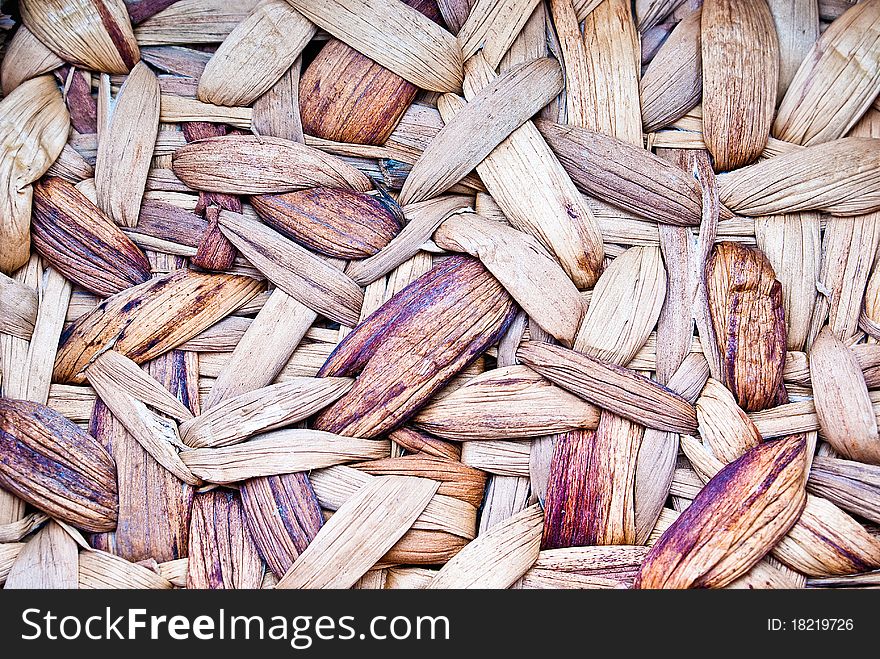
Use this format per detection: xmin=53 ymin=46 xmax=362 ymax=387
xmin=276 ymin=476 xmax=439 ymax=589
xmin=179 ymin=430 xmax=391 ymax=483
xmin=217 ymin=209 xmax=364 ymax=327
xmin=400 ymin=57 xmax=563 ymax=204
xmin=427 ymin=504 xmax=542 ymax=589
xmin=286 ymin=0 xmax=463 ymax=92
xmin=180 ymin=376 xmax=354 ymax=448
xmin=94 ymin=62 xmax=160 ymax=228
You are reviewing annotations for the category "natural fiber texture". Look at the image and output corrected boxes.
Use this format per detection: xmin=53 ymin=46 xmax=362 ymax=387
xmin=577 ymin=0 xmax=643 ymax=145
xmin=0 ymin=26 xmax=64 ymax=96
xmin=0 ymin=76 xmax=69 ymax=274
xmin=401 ymin=57 xmax=562 ymax=203
xmin=414 ymin=365 xmax=599 ymax=440
xmin=640 ymin=8 xmax=701 ymax=132
xmin=540 ymin=121 xmax=703 ymax=226
xmin=455 ymin=52 xmax=604 ymax=288
xmin=286 ymin=0 xmax=463 ymax=92
xmin=701 ymin=0 xmax=778 ymax=170
xmin=574 ymin=245 xmax=667 ymax=364
xmin=276 ymin=476 xmax=438 ymax=588
xmin=2 ymin=0 xmax=880 ymax=593
xmin=20 ymin=0 xmax=139 ymax=74
xmin=636 ymin=435 xmax=807 ymax=588
xmin=32 ymin=177 xmax=151 ymax=296
xmin=434 ymin=210 xmax=584 ymax=344
xmin=767 ymin=0 xmax=819 ymax=98
xmin=134 ymin=0 xmax=261 ymax=46
xmin=197 ymin=0 xmax=315 ymax=107
xmin=54 ymin=269 xmax=263 ymax=384
xmin=94 ymin=62 xmax=160 ymax=228
xmin=810 ymin=328 xmax=880 ymax=464
xmin=774 ymin=0 xmax=880 ymax=145
xmin=172 ymin=135 xmax=373 ymax=194
xmin=458 ymin=0 xmax=541 ymax=68
xmin=716 ymin=137 xmax=880 ymax=216
xmin=754 ymin=212 xmax=820 ymax=350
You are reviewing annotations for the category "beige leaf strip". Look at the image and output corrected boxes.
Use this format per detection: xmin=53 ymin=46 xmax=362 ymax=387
xmin=538 ymin=120 xmax=703 ymax=226
xmin=400 ymin=57 xmax=563 ymax=204
xmin=346 ymin=195 xmax=472 ymax=286
xmin=457 ymin=0 xmax=542 ymax=68
xmin=20 ymin=0 xmax=139 ymax=74
xmin=518 ymin=342 xmax=698 ymax=434
xmin=754 ymin=212 xmax=820 ymax=350
xmin=696 ymin=378 xmax=762 ymax=464
xmin=198 ymin=0 xmax=315 ymax=106
xmin=181 ymin=377 xmax=354 ymax=448
xmin=434 ymin=210 xmax=585 ymax=345
xmin=5 ymin=521 xmax=78 ymax=589
xmin=180 ymin=430 xmax=391 ymax=483
xmin=276 ymin=476 xmax=439 ymax=589
xmin=808 ymin=456 xmax=880 ymax=525
xmin=768 ymin=0 xmax=819 ymax=98
xmin=134 ymin=0 xmax=257 ymax=46
xmin=0 ymin=75 xmax=69 ymax=274
xmin=95 ymin=62 xmax=160 ymax=228
xmin=451 ymin=51 xmax=604 ymax=289
xmin=641 ymin=8 xmax=702 ymax=132
xmin=521 ymin=544 xmax=649 ymax=589
xmin=414 ymin=364 xmax=600 ymax=440
xmin=772 ymin=494 xmax=880 ymax=577
xmin=578 ymin=0 xmax=643 ymax=145
xmin=0 ymin=272 xmax=37 ymax=340
xmin=701 ymin=0 xmax=778 ymax=170
xmin=0 ymin=25 xmax=63 ymax=95
xmin=286 ymin=0 xmax=463 ymax=92
xmin=716 ymin=137 xmax=880 ymax=216
xmin=172 ymin=134 xmax=372 ymax=194
xmin=79 ymin=550 xmax=173 ymax=589
xmin=218 ymin=209 xmax=364 ymax=327
xmin=574 ymin=245 xmax=667 ymax=366
xmin=85 ymin=358 xmax=201 ymax=486
xmin=427 ymin=504 xmax=542 ymax=589
xmin=204 ymin=290 xmax=317 ymax=408
xmin=774 ymin=0 xmax=880 ymax=145
xmin=310 ymin=465 xmax=477 ymax=540
xmin=88 ymin=350 xmax=194 ymax=422
xmin=809 ymin=327 xmax=880 ymax=464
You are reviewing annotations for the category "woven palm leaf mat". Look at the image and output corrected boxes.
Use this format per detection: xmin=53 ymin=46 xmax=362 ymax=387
xmin=1 ymin=0 xmax=880 ymax=590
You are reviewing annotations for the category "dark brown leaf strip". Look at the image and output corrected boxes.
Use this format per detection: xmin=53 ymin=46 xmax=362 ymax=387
xmin=0 ymin=398 xmax=118 ymax=532
xmin=707 ymin=241 xmax=788 ymax=412
xmin=240 ymin=473 xmax=324 ymax=579
xmin=32 ymin=177 xmax=152 ymax=297
xmin=635 ymin=435 xmax=807 ymax=589
xmin=314 ymin=255 xmax=519 ymax=438
xmin=251 ymin=187 xmax=404 ymax=259
xmin=186 ymin=489 xmax=263 ymax=589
